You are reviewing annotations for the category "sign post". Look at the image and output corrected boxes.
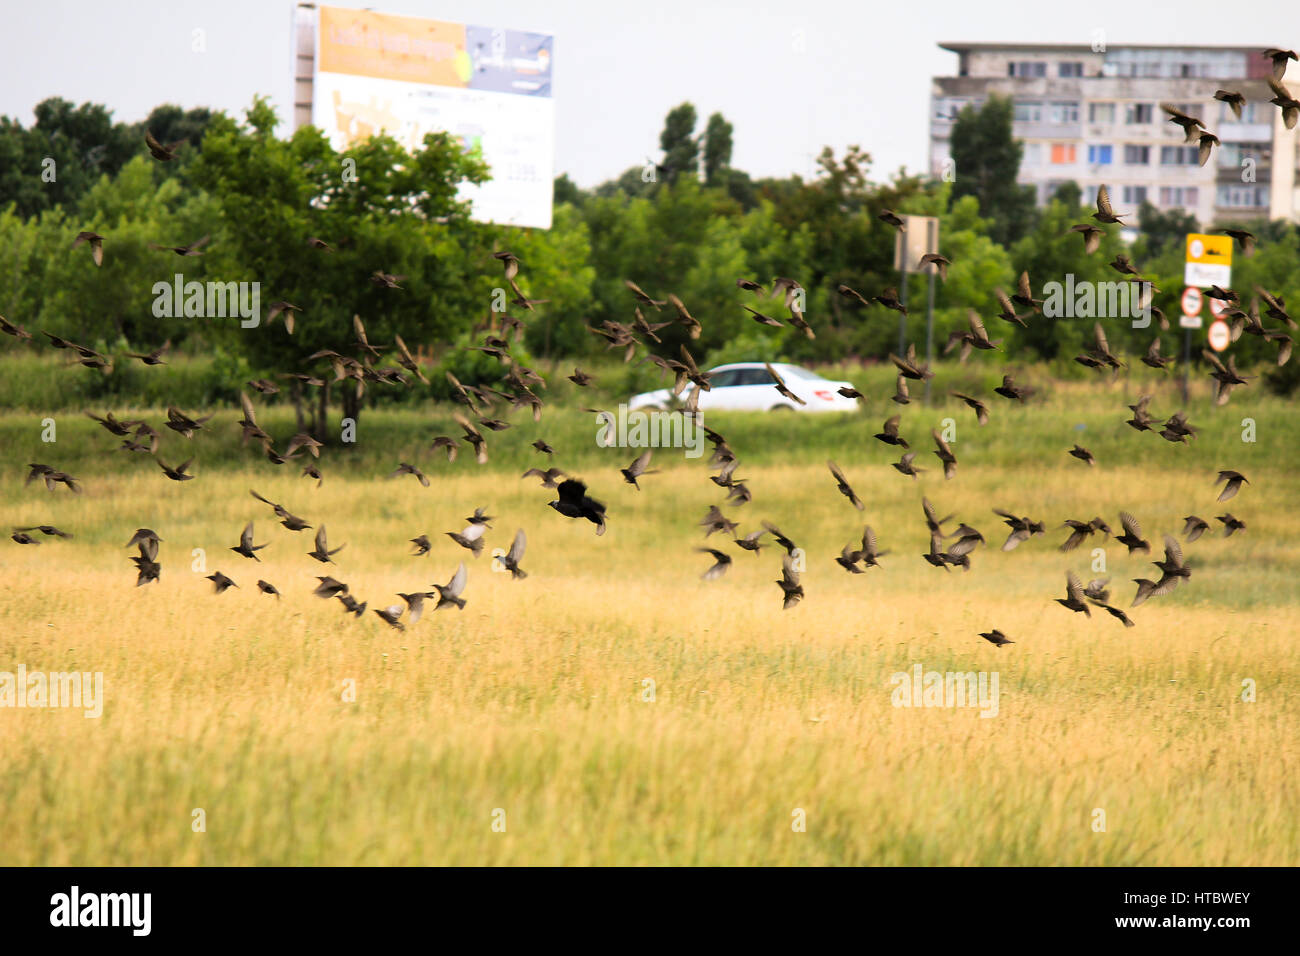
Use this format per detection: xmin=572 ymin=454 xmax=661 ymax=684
xmin=1183 ymin=234 xmax=1233 ymax=406
xmin=894 ymin=215 xmax=939 ymax=394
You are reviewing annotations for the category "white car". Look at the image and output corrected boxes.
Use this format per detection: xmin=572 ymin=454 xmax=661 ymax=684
xmin=627 ymin=362 xmax=859 ymax=413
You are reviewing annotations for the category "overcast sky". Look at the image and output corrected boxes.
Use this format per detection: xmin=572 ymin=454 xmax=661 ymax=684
xmin=2 ymin=0 xmax=1292 ymax=188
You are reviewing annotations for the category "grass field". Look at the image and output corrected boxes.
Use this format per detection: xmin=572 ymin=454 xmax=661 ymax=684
xmin=0 ymin=363 xmax=1297 ymax=865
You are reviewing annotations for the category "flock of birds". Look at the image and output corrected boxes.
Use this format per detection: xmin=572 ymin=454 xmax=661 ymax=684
xmin=5 ymin=76 xmax=1288 ymax=639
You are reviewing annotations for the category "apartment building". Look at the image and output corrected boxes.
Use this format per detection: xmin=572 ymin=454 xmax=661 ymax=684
xmin=929 ymin=43 xmax=1299 ymax=227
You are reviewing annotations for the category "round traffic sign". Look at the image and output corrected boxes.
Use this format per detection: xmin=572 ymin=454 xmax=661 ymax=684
xmin=1208 ymin=319 xmax=1231 ymax=352
xmin=1180 ymin=286 xmax=1202 ymax=317
xmin=1208 ymin=297 xmax=1230 ymax=318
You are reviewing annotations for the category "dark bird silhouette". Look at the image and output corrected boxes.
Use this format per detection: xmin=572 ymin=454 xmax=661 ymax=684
xmin=1263 ymin=47 xmax=1299 ymax=80
xmin=446 ymin=522 xmax=487 ymax=557
xmin=1068 ymin=223 xmax=1103 ymax=254
xmin=620 ymin=450 xmax=658 ymax=489
xmin=1215 ymin=470 xmax=1249 ymax=502
xmin=762 ymin=522 xmax=798 ymax=555
xmin=0 ymin=315 xmax=32 ymax=340
xmin=890 ymin=343 xmax=933 ymax=380
xmin=1091 ymin=600 xmax=1135 ymax=628
xmin=522 ymin=467 xmax=567 ymax=489
xmin=207 ymin=571 xmax=238 ymax=594
xmin=1267 ymin=78 xmax=1300 ymax=129
xmin=874 ymin=415 xmax=909 ymax=448
xmin=993 ymin=374 xmax=1032 ymax=402
xmin=144 ymin=128 xmax=184 ymax=161
xmin=307 ymin=525 xmax=345 ymax=563
xmin=980 ymin=629 xmax=1014 ymax=648
xmin=1214 ymin=89 xmax=1246 ymax=120
xmin=1056 ymin=571 xmax=1092 ymax=616
xmin=389 ymin=462 xmax=430 ymax=487
xmin=155 ymin=457 xmax=194 ymax=482
xmin=931 ymin=431 xmax=958 ymax=480
xmin=313 ymin=576 xmax=349 ymax=599
xmin=1141 ymin=339 xmax=1173 ymax=371
xmin=1182 ymin=516 xmax=1210 ymax=542
xmin=249 ymin=490 xmax=312 ymax=531
xmin=994 ymin=509 xmax=1045 ymax=551
xmin=230 ymin=522 xmax=267 ymax=561
xmin=1217 ymin=227 xmax=1256 ymax=257
xmin=14 ymin=524 xmax=72 ymax=539
xmin=891 ymin=375 xmax=911 ymax=405
xmin=1068 ymin=444 xmax=1096 ymax=467
xmin=1216 ymin=513 xmax=1246 ymax=537
xmin=700 ymin=506 xmax=739 ymax=538
xmin=775 ymin=553 xmax=804 ymax=609
xmin=149 ymin=235 xmax=209 ymax=257
xmin=891 ymin=451 xmax=924 ymax=479
xmin=699 ymin=547 xmax=732 ymax=581
xmin=257 ymin=580 xmax=281 ymax=599
xmin=374 ymin=605 xmax=406 ymax=630
xmin=918 ymin=253 xmax=950 ymax=280
xmin=432 ymin=561 xmax=469 ymax=610
xmin=951 ymin=392 xmax=990 ymax=425
xmin=73 ymin=230 xmax=104 ymax=266
xmin=764 ymin=362 xmax=807 ymax=405
xmin=549 ymin=479 xmax=607 ymax=535
xmin=1091 ymin=183 xmax=1125 ymax=223
xmin=827 ymin=460 xmax=864 ymax=510
xmin=1115 ymin=511 xmax=1151 ymax=555
xmin=499 ymin=529 xmax=527 ymax=579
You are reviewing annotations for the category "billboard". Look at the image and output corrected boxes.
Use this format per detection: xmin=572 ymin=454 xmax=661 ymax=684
xmin=308 ymin=5 xmax=554 ymax=229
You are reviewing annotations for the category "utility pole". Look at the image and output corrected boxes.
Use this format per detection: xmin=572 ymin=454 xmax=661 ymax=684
xmin=923 ymin=218 xmax=938 ymax=404
xmin=897 ymin=263 xmax=909 ymax=357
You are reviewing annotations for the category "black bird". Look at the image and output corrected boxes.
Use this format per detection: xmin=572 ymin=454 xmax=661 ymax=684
xmin=1116 ymin=512 xmax=1151 ymax=555
xmin=873 ymin=415 xmax=908 ymax=449
xmin=307 ymin=525 xmax=345 ymax=563
xmin=775 ymin=553 xmax=804 ymax=609
xmin=548 ymin=479 xmax=607 ymax=535
xmin=951 ymin=392 xmax=989 ymax=425
xmin=980 ymin=629 xmax=1015 ymax=648
xmin=1056 ymin=571 xmax=1092 ymax=616
xmin=1091 ymin=600 xmax=1135 ymax=628
xmin=156 ymin=457 xmax=195 ymax=482
xmin=701 ymin=506 xmax=739 ymax=538
xmin=1182 ymin=516 xmax=1210 ymax=542
xmin=762 ymin=522 xmax=799 ymax=555
xmin=994 ymin=374 xmax=1032 ymax=402
xmin=1216 ymin=514 xmax=1246 ymax=537
xmin=827 ymin=460 xmax=864 ymax=510
xmin=432 ymin=561 xmax=469 ymax=610
xmin=932 ymin=431 xmax=958 ymax=480
xmin=207 ymin=571 xmax=238 ymax=594
xmin=314 ymin=576 xmax=349 ymax=599
xmin=14 ymin=525 xmax=72 ymax=539
xmin=230 ymin=522 xmax=267 ymax=561
xmin=620 ymin=450 xmax=658 ymax=489
xmin=891 ymin=451 xmax=924 ymax=479
xmin=1068 ymin=445 xmax=1096 ymax=467
xmin=699 ymin=548 xmax=732 ymax=581
xmin=257 ymin=580 xmax=281 ymax=599
xmin=499 ymin=529 xmax=528 ymax=580
xmin=1214 ymin=470 xmax=1248 ymax=502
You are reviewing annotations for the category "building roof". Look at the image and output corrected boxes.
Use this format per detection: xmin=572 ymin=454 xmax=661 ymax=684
xmin=938 ymin=42 xmax=1265 ymax=54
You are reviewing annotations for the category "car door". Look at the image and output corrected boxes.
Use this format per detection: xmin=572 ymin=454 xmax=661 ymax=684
xmin=729 ymin=367 xmax=784 ymax=410
xmin=695 ymin=368 xmax=739 ymax=411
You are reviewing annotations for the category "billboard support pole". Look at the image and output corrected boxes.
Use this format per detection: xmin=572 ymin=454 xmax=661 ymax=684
xmin=923 ymin=219 xmax=937 ymax=405
xmin=1180 ymin=328 xmax=1190 ymax=407
xmin=897 ymin=264 xmax=909 ymax=357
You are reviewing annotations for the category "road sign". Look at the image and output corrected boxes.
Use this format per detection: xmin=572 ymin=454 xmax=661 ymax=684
xmin=1208 ymin=297 xmax=1231 ymax=319
xmin=1208 ymin=319 xmax=1231 ymax=351
xmin=1181 ymin=286 xmax=1202 ymax=316
xmin=1184 ymin=233 xmax=1232 ymax=289
xmin=893 ymin=215 xmax=939 ymax=272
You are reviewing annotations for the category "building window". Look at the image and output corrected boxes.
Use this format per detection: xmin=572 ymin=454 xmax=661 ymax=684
xmin=1088 ymin=102 xmax=1116 ymax=124
xmin=1216 ymin=185 xmax=1269 ymax=208
xmin=1083 ymin=185 xmax=1099 ymax=206
xmin=1159 ymin=186 xmax=1199 ymax=207
xmin=1087 ymin=145 xmax=1113 ymax=165
xmin=1122 ymin=186 xmax=1148 ymax=205
xmin=1049 ymin=101 xmax=1080 ymax=124
xmin=1221 ymin=101 xmax=1258 ymax=124
xmin=1013 ymin=101 xmax=1043 ymax=122
xmin=1023 ymin=143 xmax=1043 ymax=165
xmin=1160 ymin=145 xmax=1198 ymax=165
xmin=1123 ymin=145 xmax=1150 ymax=165
xmin=1050 ymin=143 xmax=1077 ymax=164
xmin=1009 ymin=61 xmax=1047 ymax=78
xmin=1058 ymin=62 xmax=1084 ymax=78
xmin=1125 ymin=103 xmax=1154 ymax=124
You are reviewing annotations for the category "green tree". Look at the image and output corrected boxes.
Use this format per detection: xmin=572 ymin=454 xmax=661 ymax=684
xmin=949 ymin=95 xmax=1038 ymax=247
xmin=702 ymin=112 xmax=733 ymax=187
xmin=658 ymin=102 xmax=699 ymax=184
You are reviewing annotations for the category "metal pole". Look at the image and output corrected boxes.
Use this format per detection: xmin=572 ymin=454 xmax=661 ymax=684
xmin=898 ymin=265 xmax=909 ymax=357
xmin=924 ymin=220 xmax=937 ymax=404
xmin=1180 ymin=328 xmax=1191 ymax=406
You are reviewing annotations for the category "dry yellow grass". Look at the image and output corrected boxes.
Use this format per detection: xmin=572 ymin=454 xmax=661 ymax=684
xmin=1 ymin=421 xmax=1297 ymax=865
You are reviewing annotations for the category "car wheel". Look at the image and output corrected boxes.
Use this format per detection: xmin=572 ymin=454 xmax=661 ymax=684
xmin=769 ymin=404 xmax=795 ymax=413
